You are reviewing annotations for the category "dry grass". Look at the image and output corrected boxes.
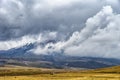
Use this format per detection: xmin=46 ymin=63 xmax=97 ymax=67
xmin=0 ymin=65 xmax=120 ymax=80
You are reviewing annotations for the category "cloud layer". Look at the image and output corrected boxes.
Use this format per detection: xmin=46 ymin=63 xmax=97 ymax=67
xmin=32 ymin=6 xmax=120 ymax=58
xmin=0 ymin=0 xmax=119 ymax=40
xmin=0 ymin=0 xmax=120 ymax=58
xmin=64 ymin=6 xmax=120 ymax=58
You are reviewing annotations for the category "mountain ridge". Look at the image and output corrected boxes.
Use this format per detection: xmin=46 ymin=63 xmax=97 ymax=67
xmin=0 ymin=44 xmax=120 ymax=69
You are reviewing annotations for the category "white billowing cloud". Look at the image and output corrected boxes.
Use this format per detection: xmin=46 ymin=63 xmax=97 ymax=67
xmin=32 ymin=41 xmax=65 ymax=55
xmin=0 ymin=35 xmax=41 ymax=50
xmin=0 ymin=32 xmax=57 ymax=50
xmin=63 ymin=6 xmax=113 ymax=48
xmin=64 ymin=6 xmax=120 ymax=58
xmin=32 ymin=6 xmax=120 ymax=58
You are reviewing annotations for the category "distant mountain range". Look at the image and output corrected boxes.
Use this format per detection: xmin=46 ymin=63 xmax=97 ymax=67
xmin=0 ymin=43 xmax=120 ymax=69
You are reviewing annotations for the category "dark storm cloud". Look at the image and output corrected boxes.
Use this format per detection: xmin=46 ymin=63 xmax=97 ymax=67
xmin=1 ymin=0 xmax=119 ymax=41
xmin=0 ymin=0 xmax=120 ymax=58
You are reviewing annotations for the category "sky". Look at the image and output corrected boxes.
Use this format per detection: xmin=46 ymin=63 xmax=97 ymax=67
xmin=0 ymin=0 xmax=120 ymax=58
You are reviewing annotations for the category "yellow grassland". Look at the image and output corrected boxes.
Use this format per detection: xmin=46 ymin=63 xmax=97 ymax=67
xmin=0 ymin=65 xmax=120 ymax=80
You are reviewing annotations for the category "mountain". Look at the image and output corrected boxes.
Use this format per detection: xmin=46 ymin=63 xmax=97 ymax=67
xmin=0 ymin=43 xmax=120 ymax=69
xmin=0 ymin=43 xmax=34 ymax=58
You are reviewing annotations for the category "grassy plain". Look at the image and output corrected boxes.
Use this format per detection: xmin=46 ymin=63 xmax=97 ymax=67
xmin=0 ymin=65 xmax=120 ymax=80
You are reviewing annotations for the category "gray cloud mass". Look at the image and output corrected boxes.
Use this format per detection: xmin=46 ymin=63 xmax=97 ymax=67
xmin=0 ymin=0 xmax=120 ymax=58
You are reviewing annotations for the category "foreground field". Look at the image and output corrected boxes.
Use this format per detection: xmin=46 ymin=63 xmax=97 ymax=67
xmin=0 ymin=65 xmax=120 ymax=80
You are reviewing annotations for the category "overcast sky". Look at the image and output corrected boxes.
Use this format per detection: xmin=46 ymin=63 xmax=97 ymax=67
xmin=0 ymin=0 xmax=120 ymax=58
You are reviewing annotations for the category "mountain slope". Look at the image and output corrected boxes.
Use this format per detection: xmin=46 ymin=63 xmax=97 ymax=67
xmin=0 ymin=44 xmax=120 ymax=69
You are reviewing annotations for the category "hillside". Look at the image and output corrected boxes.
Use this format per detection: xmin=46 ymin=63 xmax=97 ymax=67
xmin=90 ymin=66 xmax=120 ymax=73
